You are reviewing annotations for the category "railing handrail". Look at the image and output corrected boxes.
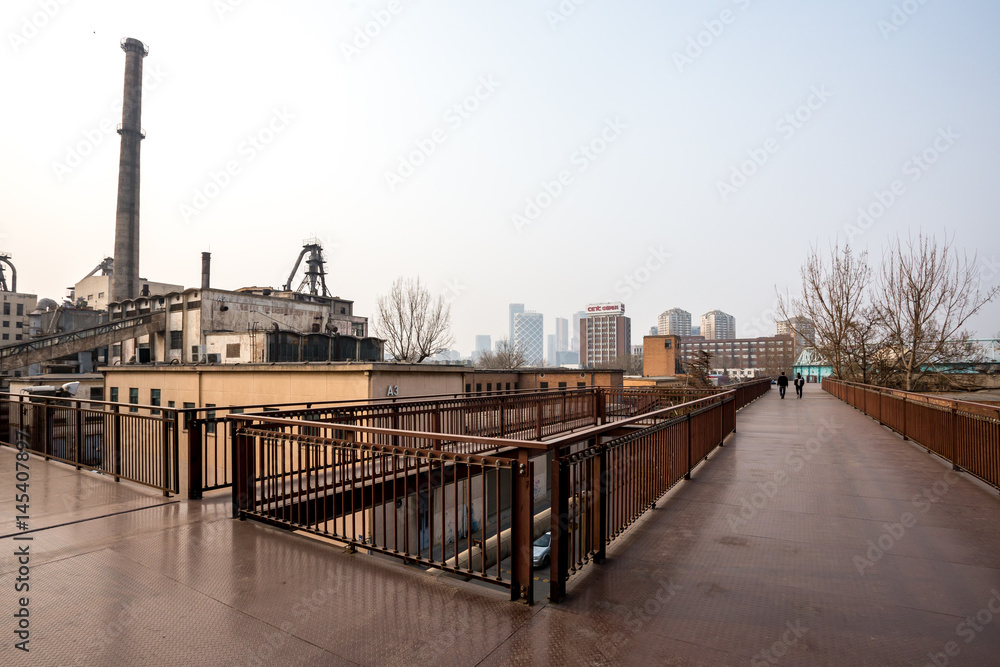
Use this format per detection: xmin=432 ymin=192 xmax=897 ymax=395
xmin=823 ymin=378 xmax=1000 ymax=418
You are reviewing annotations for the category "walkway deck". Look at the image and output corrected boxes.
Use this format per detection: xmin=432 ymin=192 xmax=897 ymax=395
xmin=2 ymin=388 xmax=999 ymax=665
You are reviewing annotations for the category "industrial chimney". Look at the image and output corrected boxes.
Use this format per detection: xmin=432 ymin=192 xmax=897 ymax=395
xmin=109 ymin=37 xmax=148 ymax=304
xmin=201 ymin=252 xmax=211 ymax=289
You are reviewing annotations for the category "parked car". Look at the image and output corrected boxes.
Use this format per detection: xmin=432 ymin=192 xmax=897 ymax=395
xmin=533 ymin=532 xmax=551 ymax=568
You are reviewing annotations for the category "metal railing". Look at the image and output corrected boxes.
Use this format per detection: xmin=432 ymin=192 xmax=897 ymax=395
xmin=228 ymin=378 xmax=772 ymax=603
xmin=823 ymin=378 xmax=1000 ymax=491
xmin=0 ymin=392 xmax=179 ymax=496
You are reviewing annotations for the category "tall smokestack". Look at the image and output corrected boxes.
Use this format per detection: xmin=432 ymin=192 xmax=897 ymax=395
xmin=110 ymin=37 xmax=148 ymax=304
xmin=201 ymin=252 xmax=211 ymax=289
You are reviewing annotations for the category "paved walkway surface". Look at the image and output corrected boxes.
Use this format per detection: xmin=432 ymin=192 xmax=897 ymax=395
xmin=2 ymin=387 xmax=999 ymax=666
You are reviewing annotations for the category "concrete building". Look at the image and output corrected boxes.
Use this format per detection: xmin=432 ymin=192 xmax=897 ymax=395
xmin=700 ymin=310 xmax=736 ymax=340
xmin=1 ymin=290 xmax=38 ymax=380
xmin=554 ymin=317 xmax=569 ymax=355
xmin=571 ymin=311 xmax=585 ymax=352
xmin=474 ymin=334 xmax=491 ymax=361
xmin=512 ymin=311 xmax=544 ymax=366
xmin=580 ymin=302 xmax=631 ymax=367
xmin=75 ymin=274 xmax=182 ymax=312
xmin=27 ymin=301 xmax=105 ymax=374
xmin=657 ymin=308 xmax=692 ymax=337
xmin=546 ymin=334 xmax=557 ymax=366
xmin=106 ymin=287 xmax=378 ymax=366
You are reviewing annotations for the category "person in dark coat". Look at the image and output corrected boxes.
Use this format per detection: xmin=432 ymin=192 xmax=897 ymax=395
xmin=794 ymin=373 xmax=805 ymax=399
xmin=777 ymin=372 xmax=789 ymax=399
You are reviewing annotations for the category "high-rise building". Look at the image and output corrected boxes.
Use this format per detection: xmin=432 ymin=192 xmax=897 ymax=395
xmin=547 ymin=334 xmax=557 ymax=366
xmin=508 ymin=303 xmax=524 ymax=343
xmin=555 ymin=317 xmax=569 ymax=355
xmin=571 ymin=311 xmax=585 ymax=352
xmin=513 ymin=311 xmax=544 ymax=365
xmin=657 ymin=308 xmax=692 ymax=336
xmin=776 ymin=318 xmax=815 ymax=355
xmin=700 ymin=310 xmax=736 ymax=340
xmin=580 ymin=302 xmax=631 ymax=367
xmin=474 ymin=334 xmax=491 ymax=361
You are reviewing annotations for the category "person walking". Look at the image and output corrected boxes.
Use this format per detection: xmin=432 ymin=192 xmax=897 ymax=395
xmin=777 ymin=371 xmax=788 ymax=399
xmin=794 ymin=372 xmax=805 ymax=399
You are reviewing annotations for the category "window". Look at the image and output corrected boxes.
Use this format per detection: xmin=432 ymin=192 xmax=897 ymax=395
xmin=206 ymin=404 xmax=216 ymax=434
xmin=87 ymin=295 xmax=93 ymax=301
xmin=16 ymin=304 xmax=23 ymax=316
xmin=226 ymin=343 xmax=241 ymax=358
xmin=90 ymin=387 xmax=104 ymax=403
xmin=506 ymin=383 xmax=511 ymax=391
xmin=1 ymin=321 xmax=7 ymax=327
xmin=183 ymin=402 xmax=196 ymax=429
xmin=170 ymin=331 xmax=182 ymax=350
xmin=558 ymin=382 xmax=567 ymax=389
xmin=487 ymin=383 xmax=492 ymax=392
xmin=465 ymin=383 xmax=471 ymax=393
xmin=2 ymin=303 xmax=8 ymax=315
xmin=540 ymin=382 xmax=549 ymax=390
xmin=340 ymin=307 xmax=346 ymax=314
xmin=1 ymin=334 xmax=6 ymax=341
xmin=129 ymin=388 xmax=139 ymax=412
xmin=476 ymin=383 xmax=482 ymax=393
xmin=578 ymin=382 xmax=586 ymax=388
xmin=150 ymin=389 xmax=161 ymax=415
xmin=98 ymin=292 xmax=105 ymax=298
xmin=112 ymin=344 xmax=121 ymax=358
xmin=110 ymin=387 xmax=118 ymax=403
xmin=16 ymin=321 xmax=23 ymax=328
xmin=15 ymin=335 xmax=21 ymax=341
xmin=192 ymin=345 xmax=200 ymax=359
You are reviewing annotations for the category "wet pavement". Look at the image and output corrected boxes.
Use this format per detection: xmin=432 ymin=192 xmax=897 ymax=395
xmin=2 ymin=387 xmax=999 ymax=665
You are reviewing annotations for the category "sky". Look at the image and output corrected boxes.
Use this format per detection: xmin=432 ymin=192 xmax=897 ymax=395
xmin=2 ymin=0 xmax=999 ymax=355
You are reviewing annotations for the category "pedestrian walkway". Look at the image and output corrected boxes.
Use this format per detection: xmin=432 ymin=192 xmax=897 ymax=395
xmin=2 ymin=387 xmax=998 ymax=665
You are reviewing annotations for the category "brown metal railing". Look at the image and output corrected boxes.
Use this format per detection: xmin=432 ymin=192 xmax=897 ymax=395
xmin=823 ymin=378 xmax=1000 ymax=491
xmin=0 ymin=392 xmax=180 ymax=496
xmin=227 ymin=378 xmax=772 ymax=603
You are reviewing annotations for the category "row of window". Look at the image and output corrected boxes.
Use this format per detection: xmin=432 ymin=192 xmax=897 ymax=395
xmin=463 ymin=381 xmax=587 ymax=393
xmin=1 ymin=321 xmax=24 ymax=328
xmin=1 ymin=333 xmax=23 ymax=341
xmin=2 ymin=303 xmax=25 ymax=316
xmin=106 ymin=387 xmax=216 ymax=432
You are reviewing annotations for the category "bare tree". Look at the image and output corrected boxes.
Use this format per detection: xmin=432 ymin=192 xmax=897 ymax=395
xmin=684 ymin=349 xmax=714 ymax=387
xmin=374 ymin=277 xmax=454 ymax=363
xmin=871 ymin=233 xmax=1000 ymax=391
xmin=778 ymin=243 xmax=871 ymax=379
xmin=475 ymin=337 xmax=527 ymax=369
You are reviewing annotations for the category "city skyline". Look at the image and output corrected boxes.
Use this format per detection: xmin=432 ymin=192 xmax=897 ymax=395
xmin=2 ymin=1 xmax=998 ymax=356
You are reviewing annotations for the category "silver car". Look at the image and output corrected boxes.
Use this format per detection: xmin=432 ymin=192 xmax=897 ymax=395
xmin=533 ymin=532 xmax=551 ymax=568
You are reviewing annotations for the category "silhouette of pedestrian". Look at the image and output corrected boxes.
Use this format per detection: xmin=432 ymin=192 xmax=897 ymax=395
xmin=777 ymin=371 xmax=788 ymax=399
xmin=794 ymin=372 xmax=805 ymax=399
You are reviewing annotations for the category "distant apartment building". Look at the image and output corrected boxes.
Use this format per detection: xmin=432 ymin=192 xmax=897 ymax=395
xmin=700 ymin=310 xmax=736 ymax=340
xmin=777 ymin=317 xmax=815 ymax=355
xmin=678 ymin=335 xmax=793 ymax=373
xmin=513 ymin=311 xmax=544 ymax=365
xmin=546 ymin=334 xmax=557 ymax=366
xmin=657 ymin=308 xmax=692 ymax=336
xmin=1 ymin=290 xmax=38 ymax=379
xmin=580 ymin=302 xmax=631 ymax=367
xmin=555 ymin=317 xmax=569 ymax=354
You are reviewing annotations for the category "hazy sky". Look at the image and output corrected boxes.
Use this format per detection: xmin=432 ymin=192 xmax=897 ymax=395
xmin=2 ymin=0 xmax=998 ymax=353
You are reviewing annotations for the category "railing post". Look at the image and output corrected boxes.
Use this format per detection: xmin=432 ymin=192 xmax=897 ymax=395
xmin=949 ymin=407 xmax=959 ymax=471
xmin=510 ymin=450 xmax=534 ymax=604
xmin=595 ymin=444 xmax=608 ymax=563
xmin=231 ymin=419 xmax=255 ymax=519
xmin=187 ymin=415 xmax=204 ymax=499
xmin=161 ymin=415 xmax=171 ymax=497
xmin=550 ymin=450 xmax=570 ymax=603
xmin=74 ymin=405 xmax=83 ymax=470
xmin=901 ymin=396 xmax=908 ymax=440
xmin=596 ymin=388 xmax=606 ymax=426
xmin=113 ymin=403 xmax=122 ymax=482
xmin=685 ymin=412 xmax=692 ymax=480
xmin=43 ymin=399 xmax=52 ymax=460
